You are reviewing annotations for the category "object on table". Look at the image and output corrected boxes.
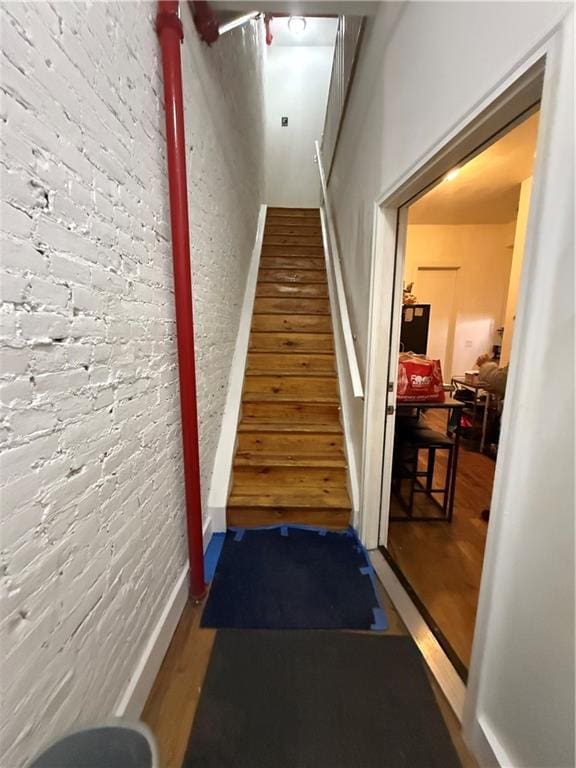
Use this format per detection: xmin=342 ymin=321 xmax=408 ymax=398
xmin=397 ymin=353 xmax=445 ymax=404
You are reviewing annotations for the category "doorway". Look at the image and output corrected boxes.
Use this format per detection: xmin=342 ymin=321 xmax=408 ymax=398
xmin=380 ymin=107 xmax=540 ymax=676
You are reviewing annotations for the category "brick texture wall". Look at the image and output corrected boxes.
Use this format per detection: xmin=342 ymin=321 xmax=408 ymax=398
xmin=0 ymin=3 xmax=264 ymax=765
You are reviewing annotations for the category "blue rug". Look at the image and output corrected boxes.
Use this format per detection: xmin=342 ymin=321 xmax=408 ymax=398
xmin=201 ymin=526 xmax=387 ymax=630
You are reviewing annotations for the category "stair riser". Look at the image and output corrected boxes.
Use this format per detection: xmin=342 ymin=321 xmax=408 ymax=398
xmin=249 ymin=332 xmax=334 ymax=353
xmin=227 ymin=507 xmax=349 ymax=529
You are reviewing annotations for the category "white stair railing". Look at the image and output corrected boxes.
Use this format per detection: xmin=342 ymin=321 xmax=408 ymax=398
xmin=315 ymin=139 xmax=364 ymax=400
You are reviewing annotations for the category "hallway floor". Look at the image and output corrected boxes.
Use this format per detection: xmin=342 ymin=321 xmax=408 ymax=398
xmin=142 ymin=576 xmax=477 ymax=767
xmin=387 ymin=410 xmax=494 ymax=671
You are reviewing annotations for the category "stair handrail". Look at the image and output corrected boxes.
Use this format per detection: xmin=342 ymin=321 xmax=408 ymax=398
xmin=315 ymin=139 xmax=364 ymax=400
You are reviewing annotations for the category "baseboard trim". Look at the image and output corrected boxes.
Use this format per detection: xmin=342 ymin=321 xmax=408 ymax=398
xmin=207 ymin=203 xmax=267 ymax=532
xmin=115 ymin=562 xmax=190 ymax=719
xmin=464 ymin=713 xmax=509 ymax=767
xmin=115 ymin=517 xmax=215 ymax=720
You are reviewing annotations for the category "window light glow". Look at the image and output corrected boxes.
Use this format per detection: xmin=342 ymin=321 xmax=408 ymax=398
xmin=444 ymin=168 xmax=461 ymax=182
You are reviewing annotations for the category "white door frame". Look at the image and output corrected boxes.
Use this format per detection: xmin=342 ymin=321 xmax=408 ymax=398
xmin=359 ymin=12 xmax=572 ymax=764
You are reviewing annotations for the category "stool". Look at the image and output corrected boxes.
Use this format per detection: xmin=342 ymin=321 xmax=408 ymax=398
xmin=392 ymin=426 xmax=455 ymax=521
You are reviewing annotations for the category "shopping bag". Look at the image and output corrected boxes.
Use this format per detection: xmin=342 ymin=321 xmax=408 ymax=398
xmin=397 ymin=353 xmax=445 ymax=403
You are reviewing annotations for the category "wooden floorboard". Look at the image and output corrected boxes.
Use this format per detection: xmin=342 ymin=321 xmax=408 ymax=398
xmin=386 ymin=409 xmax=493 ymax=669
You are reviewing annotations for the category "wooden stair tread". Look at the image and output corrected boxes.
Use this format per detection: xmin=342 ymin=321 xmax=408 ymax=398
xmin=256 ymin=283 xmax=328 ymax=298
xmin=260 ymin=257 xmax=325 ymax=270
xmin=254 ymin=297 xmax=330 ymax=315
xmin=234 ymin=453 xmax=347 ymax=468
xmin=238 ymin=430 xmax=344 ymax=451
xmin=246 ymin=352 xmax=336 ymax=376
xmin=232 ymin=465 xmax=347 ymax=487
xmin=238 ymin=422 xmax=342 ymax=433
xmin=240 ymin=402 xmax=341 ymax=424
xmin=258 ymin=268 xmax=326 ymax=284
xmin=261 ymin=245 xmax=324 ymax=256
xmin=251 ymin=315 xmax=333 ymax=334
xmin=249 ymin=332 xmax=334 ymax=353
xmin=264 ymin=236 xmax=323 ymax=248
xmin=265 ymin=225 xmax=322 ymax=237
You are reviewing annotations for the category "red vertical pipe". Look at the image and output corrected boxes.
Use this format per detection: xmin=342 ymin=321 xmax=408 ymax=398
xmin=156 ymin=0 xmax=206 ymax=599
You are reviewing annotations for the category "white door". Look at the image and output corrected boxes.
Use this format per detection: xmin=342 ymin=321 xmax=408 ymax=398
xmin=415 ymin=267 xmax=458 ymax=382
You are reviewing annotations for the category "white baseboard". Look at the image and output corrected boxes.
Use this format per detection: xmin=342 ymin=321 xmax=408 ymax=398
xmin=115 ymin=518 xmax=214 ymax=720
xmin=202 ymin=516 xmax=213 ymax=551
xmin=115 ymin=563 xmax=190 ymax=720
xmin=206 ymin=204 xmax=267 ymax=533
xmin=465 ymin=714 xmax=509 ymax=767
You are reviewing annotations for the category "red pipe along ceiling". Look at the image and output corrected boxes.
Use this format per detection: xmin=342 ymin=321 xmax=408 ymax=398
xmin=156 ymin=0 xmax=206 ymax=599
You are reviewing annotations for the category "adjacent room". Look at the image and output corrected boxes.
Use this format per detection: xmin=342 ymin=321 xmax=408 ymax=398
xmin=386 ymin=109 xmax=540 ymax=674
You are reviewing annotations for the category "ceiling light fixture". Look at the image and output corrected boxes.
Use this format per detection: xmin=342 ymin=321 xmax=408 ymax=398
xmin=444 ymin=168 xmax=460 ymax=182
xmin=288 ymin=16 xmax=307 ymax=34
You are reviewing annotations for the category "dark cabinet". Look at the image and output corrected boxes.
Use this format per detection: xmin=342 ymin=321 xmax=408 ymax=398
xmin=400 ymin=304 xmax=430 ymax=355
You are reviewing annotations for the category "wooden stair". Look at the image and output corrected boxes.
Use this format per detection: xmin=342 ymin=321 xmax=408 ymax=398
xmin=227 ymin=207 xmax=351 ymax=530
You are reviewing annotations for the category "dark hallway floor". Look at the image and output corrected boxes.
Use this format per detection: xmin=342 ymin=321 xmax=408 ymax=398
xmin=142 ymin=578 xmax=478 ymax=768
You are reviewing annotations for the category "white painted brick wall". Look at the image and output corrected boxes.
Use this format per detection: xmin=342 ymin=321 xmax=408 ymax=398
xmin=0 ymin=3 xmax=264 ymax=765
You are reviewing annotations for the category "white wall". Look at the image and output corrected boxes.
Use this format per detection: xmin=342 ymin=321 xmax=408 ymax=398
xmin=0 ymin=3 xmax=263 ymax=766
xmin=327 ymin=1 xmax=574 ymax=765
xmin=500 ymin=177 xmax=532 ymax=366
xmin=264 ymin=45 xmax=334 ymax=207
xmin=405 ymin=223 xmax=515 ymax=378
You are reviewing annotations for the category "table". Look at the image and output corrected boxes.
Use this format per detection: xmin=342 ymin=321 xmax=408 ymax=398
xmin=451 ymin=377 xmax=493 ymax=453
xmin=393 ymin=398 xmax=465 ymax=522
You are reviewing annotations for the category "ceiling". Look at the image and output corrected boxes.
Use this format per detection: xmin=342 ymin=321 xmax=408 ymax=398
xmin=408 ymin=111 xmax=540 ymax=225
xmin=209 ymin=1 xmax=379 ymax=16
xmin=270 ymin=16 xmax=338 ymax=46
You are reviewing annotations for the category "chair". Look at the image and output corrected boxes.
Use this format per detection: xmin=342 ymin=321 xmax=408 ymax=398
xmin=392 ymin=424 xmax=456 ymax=521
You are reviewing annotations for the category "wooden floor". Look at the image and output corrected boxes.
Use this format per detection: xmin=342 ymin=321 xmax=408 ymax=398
xmin=142 ymin=586 xmax=478 ymax=768
xmin=228 ymin=207 xmax=350 ymax=529
xmin=387 ymin=409 xmax=494 ymax=669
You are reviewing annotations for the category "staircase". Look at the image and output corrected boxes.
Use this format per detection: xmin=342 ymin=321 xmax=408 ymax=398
xmin=227 ymin=207 xmax=351 ymax=530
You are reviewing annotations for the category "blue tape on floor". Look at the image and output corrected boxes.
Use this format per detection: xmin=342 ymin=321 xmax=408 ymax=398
xmin=371 ymin=607 xmax=388 ymax=631
xmin=351 ymin=528 xmax=389 ymax=632
xmin=221 ymin=525 xmax=388 ymax=631
xmin=204 ymin=533 xmax=226 ymax=583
